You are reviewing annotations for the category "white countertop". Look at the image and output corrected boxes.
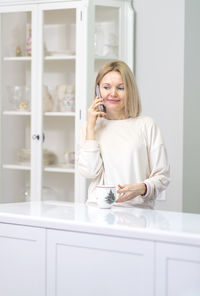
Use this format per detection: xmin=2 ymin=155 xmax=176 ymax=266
xmin=0 ymin=201 xmax=200 ymax=246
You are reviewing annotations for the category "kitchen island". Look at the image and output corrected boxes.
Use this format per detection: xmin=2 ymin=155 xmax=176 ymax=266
xmin=0 ymin=201 xmax=200 ymax=296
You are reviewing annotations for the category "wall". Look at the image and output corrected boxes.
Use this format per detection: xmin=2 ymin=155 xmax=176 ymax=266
xmin=133 ymin=0 xmax=185 ymax=211
xmin=183 ymin=0 xmax=200 ymax=213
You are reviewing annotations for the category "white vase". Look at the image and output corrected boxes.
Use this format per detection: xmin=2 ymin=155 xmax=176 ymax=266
xmin=56 ymin=84 xmax=75 ymax=112
xmin=43 ymin=85 xmax=54 ymax=112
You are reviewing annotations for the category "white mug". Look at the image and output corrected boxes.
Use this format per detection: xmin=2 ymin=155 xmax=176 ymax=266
xmin=96 ymin=185 xmax=117 ymax=209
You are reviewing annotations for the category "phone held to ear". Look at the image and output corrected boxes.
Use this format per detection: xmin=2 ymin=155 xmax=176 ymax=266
xmin=96 ymin=84 xmax=106 ymax=114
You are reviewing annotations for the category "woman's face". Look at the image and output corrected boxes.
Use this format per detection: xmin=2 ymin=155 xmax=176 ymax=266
xmin=99 ymin=71 xmax=126 ymax=116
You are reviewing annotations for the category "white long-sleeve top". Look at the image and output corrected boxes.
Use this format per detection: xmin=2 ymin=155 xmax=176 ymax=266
xmin=77 ymin=115 xmax=170 ymax=209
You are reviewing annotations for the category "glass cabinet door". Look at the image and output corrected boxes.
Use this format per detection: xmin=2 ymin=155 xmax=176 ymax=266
xmin=94 ymin=1 xmax=134 ymax=70
xmin=0 ymin=8 xmax=34 ymax=202
xmin=95 ymin=5 xmax=119 ymax=58
xmin=87 ymin=2 xmax=131 ymax=109
xmin=0 ymin=1 xmax=133 ymax=204
xmin=39 ymin=4 xmax=77 ymax=202
xmin=94 ymin=4 xmax=120 ymax=83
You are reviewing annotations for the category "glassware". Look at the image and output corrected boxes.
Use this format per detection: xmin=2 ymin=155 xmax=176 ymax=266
xmin=94 ymin=21 xmax=118 ymax=57
xmin=23 ymin=185 xmax=59 ymax=202
xmin=94 ymin=23 xmax=104 ymax=56
xmin=64 ymin=151 xmax=75 ymax=165
xmin=7 ymin=85 xmax=31 ymax=111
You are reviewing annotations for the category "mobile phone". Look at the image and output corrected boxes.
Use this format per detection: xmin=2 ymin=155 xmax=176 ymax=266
xmin=95 ymin=84 xmax=106 ymax=113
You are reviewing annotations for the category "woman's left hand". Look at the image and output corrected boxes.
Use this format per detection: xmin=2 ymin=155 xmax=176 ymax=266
xmin=116 ymin=183 xmax=146 ymax=203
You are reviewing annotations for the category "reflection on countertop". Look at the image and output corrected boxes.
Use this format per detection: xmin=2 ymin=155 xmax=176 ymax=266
xmin=0 ymin=201 xmax=200 ymax=244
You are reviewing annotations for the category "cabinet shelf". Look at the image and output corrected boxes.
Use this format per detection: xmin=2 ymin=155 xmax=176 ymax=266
xmin=44 ymin=164 xmax=75 ymax=173
xmin=3 ymin=111 xmax=31 ymax=116
xmin=3 ymin=57 xmax=31 ymax=61
xmin=95 ymin=55 xmax=118 ymax=60
xmin=44 ymin=55 xmax=76 ymax=61
xmin=2 ymin=164 xmax=75 ymax=173
xmin=3 ymin=164 xmax=30 ymax=171
xmin=3 ymin=112 xmax=75 ymax=117
xmin=44 ymin=112 xmax=75 ymax=117
xmin=4 ymin=56 xmax=76 ymax=61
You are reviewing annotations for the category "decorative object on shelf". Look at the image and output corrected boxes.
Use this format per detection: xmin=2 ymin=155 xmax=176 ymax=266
xmin=44 ymin=23 xmax=76 ymax=56
xmin=43 ymin=85 xmax=54 ymax=112
xmin=56 ymin=84 xmax=75 ymax=112
xmin=94 ymin=23 xmax=104 ymax=56
xmin=64 ymin=151 xmax=75 ymax=165
xmin=24 ymin=186 xmax=30 ymax=201
xmin=7 ymin=85 xmax=31 ymax=111
xmin=17 ymin=148 xmax=57 ymax=166
xmin=43 ymin=148 xmax=58 ymax=166
xmin=16 ymin=46 xmax=22 ymax=57
xmin=45 ymin=50 xmax=75 ymax=56
xmin=95 ymin=21 xmax=118 ymax=57
xmin=23 ymin=185 xmax=59 ymax=202
xmin=17 ymin=148 xmax=31 ymax=165
xmin=44 ymin=24 xmax=75 ymax=56
xmin=26 ymin=26 xmax=32 ymax=56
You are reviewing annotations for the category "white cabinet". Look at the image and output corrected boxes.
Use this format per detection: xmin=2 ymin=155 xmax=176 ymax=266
xmin=156 ymin=242 xmax=200 ymax=296
xmin=1 ymin=209 xmax=200 ymax=296
xmin=0 ymin=223 xmax=46 ymax=296
xmin=46 ymin=229 xmax=154 ymax=296
xmin=0 ymin=0 xmax=134 ymax=203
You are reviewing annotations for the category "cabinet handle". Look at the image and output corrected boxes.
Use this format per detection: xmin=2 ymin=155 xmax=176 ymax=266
xmin=32 ymin=134 xmax=40 ymax=141
xmin=32 ymin=134 xmax=45 ymax=142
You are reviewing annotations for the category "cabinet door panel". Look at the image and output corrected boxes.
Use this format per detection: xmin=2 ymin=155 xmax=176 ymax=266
xmin=156 ymin=242 xmax=200 ymax=296
xmin=0 ymin=223 xmax=46 ymax=296
xmin=47 ymin=229 xmax=154 ymax=296
xmin=39 ymin=4 xmax=77 ymax=202
xmin=0 ymin=8 xmax=35 ymax=202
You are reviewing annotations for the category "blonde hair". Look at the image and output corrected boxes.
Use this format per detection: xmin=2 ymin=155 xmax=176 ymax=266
xmin=95 ymin=60 xmax=142 ymax=118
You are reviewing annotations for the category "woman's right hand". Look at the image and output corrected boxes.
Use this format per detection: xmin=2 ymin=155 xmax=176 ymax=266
xmin=86 ymin=97 xmax=106 ymax=140
xmin=87 ymin=97 xmax=106 ymax=127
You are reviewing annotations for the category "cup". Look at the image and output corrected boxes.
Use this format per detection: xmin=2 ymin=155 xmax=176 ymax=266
xmin=96 ymin=185 xmax=117 ymax=209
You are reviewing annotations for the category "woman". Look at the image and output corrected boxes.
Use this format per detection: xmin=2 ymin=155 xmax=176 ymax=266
xmin=77 ymin=60 xmax=170 ymax=208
